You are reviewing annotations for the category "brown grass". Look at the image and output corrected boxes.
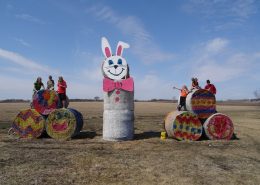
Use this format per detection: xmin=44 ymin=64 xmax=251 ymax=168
xmin=0 ymin=102 xmax=259 ymax=185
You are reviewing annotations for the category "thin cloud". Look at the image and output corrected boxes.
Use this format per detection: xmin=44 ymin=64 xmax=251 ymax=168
xmin=0 ymin=75 xmax=32 ymax=99
xmin=13 ymin=38 xmax=31 ymax=47
xmin=182 ymin=0 xmax=258 ymax=30
xmin=205 ymin=38 xmax=229 ymax=53
xmin=0 ymin=48 xmax=58 ymax=75
xmin=134 ymin=74 xmax=173 ymax=100
xmin=87 ymin=5 xmax=174 ymax=64
xmin=15 ymin=14 xmax=46 ymax=24
xmin=190 ymin=38 xmax=258 ymax=82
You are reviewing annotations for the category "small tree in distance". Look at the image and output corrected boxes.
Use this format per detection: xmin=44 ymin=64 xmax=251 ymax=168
xmin=253 ymin=90 xmax=260 ymax=99
xmin=94 ymin=96 xmax=100 ymax=101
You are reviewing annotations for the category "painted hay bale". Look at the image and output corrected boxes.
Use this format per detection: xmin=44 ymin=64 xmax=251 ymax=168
xmin=164 ymin=111 xmax=202 ymax=141
xmin=101 ymin=37 xmax=134 ymax=141
xmin=186 ymin=89 xmax=216 ymax=119
xmin=12 ymin=109 xmax=45 ymax=138
xmin=46 ymin=108 xmax=83 ymax=140
xmin=103 ymin=110 xmax=134 ymax=141
xmin=204 ymin=113 xmax=234 ymax=140
xmin=104 ymin=90 xmax=134 ymax=110
xmin=32 ymin=89 xmax=59 ymax=115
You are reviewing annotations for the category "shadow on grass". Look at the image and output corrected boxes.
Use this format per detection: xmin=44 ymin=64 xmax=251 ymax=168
xmin=73 ymin=131 xmax=97 ymax=139
xmin=134 ymin=131 xmax=161 ymax=140
xmin=198 ymin=131 xmax=240 ymax=141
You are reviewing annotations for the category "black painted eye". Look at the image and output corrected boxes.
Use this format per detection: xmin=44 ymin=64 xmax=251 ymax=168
xmin=108 ymin=60 xmax=113 ymax=65
xmin=55 ymin=112 xmax=61 ymax=120
xmin=64 ymin=112 xmax=69 ymax=118
xmin=117 ymin=59 xmax=122 ymax=65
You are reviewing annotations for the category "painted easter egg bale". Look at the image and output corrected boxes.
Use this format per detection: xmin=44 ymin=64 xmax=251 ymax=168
xmin=164 ymin=111 xmax=202 ymax=141
xmin=186 ymin=89 xmax=216 ymax=119
xmin=46 ymin=108 xmax=83 ymax=140
xmin=103 ymin=109 xmax=134 ymax=141
xmin=32 ymin=89 xmax=59 ymax=115
xmin=12 ymin=109 xmax=45 ymax=138
xmin=203 ymin=113 xmax=234 ymax=140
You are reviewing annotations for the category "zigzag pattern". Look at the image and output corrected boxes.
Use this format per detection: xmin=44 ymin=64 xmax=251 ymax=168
xmin=12 ymin=109 xmax=45 ymax=138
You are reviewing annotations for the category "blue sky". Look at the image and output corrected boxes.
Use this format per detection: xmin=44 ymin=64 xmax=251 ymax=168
xmin=0 ymin=0 xmax=260 ymax=100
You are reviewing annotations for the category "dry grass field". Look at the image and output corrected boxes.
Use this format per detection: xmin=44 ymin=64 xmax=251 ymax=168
xmin=0 ymin=102 xmax=259 ymax=185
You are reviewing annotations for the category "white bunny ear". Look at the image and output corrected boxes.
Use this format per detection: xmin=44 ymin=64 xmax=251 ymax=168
xmin=116 ymin=41 xmax=130 ymax=56
xmin=101 ymin=37 xmax=112 ymax=58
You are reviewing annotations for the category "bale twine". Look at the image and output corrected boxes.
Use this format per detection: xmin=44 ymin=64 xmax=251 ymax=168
xmin=186 ymin=89 xmax=216 ymax=119
xmin=11 ymin=109 xmax=45 ymax=138
xmin=46 ymin=108 xmax=83 ymax=140
xmin=203 ymin=113 xmax=234 ymax=140
xmin=32 ymin=89 xmax=59 ymax=115
xmin=164 ymin=111 xmax=202 ymax=141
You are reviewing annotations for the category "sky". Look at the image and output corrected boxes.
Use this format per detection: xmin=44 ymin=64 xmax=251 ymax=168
xmin=0 ymin=0 xmax=260 ymax=100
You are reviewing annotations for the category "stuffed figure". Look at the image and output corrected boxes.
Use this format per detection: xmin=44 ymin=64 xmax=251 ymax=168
xmin=101 ymin=37 xmax=134 ymax=141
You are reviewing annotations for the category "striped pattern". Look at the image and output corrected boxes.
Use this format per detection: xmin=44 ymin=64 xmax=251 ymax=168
xmin=187 ymin=89 xmax=216 ymax=119
xmin=12 ymin=109 xmax=45 ymax=138
xmin=165 ymin=111 xmax=202 ymax=141
xmin=32 ymin=90 xmax=59 ymax=115
xmin=204 ymin=113 xmax=234 ymax=140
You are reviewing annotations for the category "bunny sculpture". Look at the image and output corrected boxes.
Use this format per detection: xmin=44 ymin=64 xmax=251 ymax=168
xmin=101 ymin=37 xmax=134 ymax=141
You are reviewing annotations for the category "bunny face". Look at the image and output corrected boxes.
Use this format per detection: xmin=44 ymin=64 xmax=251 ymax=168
xmin=102 ymin=56 xmax=128 ymax=80
xmin=101 ymin=37 xmax=130 ymax=80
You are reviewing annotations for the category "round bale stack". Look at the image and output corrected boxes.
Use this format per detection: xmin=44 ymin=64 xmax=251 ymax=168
xmin=203 ymin=113 xmax=234 ymax=140
xmin=164 ymin=111 xmax=202 ymax=141
xmin=32 ymin=89 xmax=59 ymax=115
xmin=11 ymin=109 xmax=45 ymax=138
xmin=46 ymin=108 xmax=83 ymax=140
xmin=186 ymin=89 xmax=216 ymax=120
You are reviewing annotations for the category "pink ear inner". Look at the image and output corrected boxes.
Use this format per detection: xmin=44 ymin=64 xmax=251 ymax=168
xmin=105 ymin=47 xmax=111 ymax=57
xmin=117 ymin=45 xmax=122 ymax=56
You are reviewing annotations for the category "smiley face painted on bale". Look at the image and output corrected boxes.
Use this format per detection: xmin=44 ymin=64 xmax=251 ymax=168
xmin=102 ymin=56 xmax=128 ymax=80
xmin=101 ymin=37 xmax=130 ymax=80
xmin=46 ymin=109 xmax=76 ymax=139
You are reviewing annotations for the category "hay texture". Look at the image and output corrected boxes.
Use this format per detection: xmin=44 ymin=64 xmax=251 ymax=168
xmin=101 ymin=37 xmax=134 ymax=141
xmin=164 ymin=111 xmax=202 ymax=141
xmin=204 ymin=113 xmax=234 ymax=140
xmin=46 ymin=108 xmax=83 ymax=140
xmin=186 ymin=89 xmax=216 ymax=119
xmin=32 ymin=89 xmax=59 ymax=115
xmin=12 ymin=109 xmax=45 ymax=138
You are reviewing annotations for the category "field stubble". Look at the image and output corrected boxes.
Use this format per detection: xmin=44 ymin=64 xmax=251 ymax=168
xmin=0 ymin=102 xmax=259 ymax=185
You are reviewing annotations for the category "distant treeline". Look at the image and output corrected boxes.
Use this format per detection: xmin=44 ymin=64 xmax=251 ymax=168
xmin=0 ymin=98 xmax=259 ymax=104
xmin=0 ymin=99 xmax=30 ymax=103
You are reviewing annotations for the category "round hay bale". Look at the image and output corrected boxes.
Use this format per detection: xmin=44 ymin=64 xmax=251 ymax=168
xmin=164 ymin=111 xmax=202 ymax=141
xmin=104 ymin=91 xmax=134 ymax=110
xmin=204 ymin=113 xmax=234 ymax=140
xmin=186 ymin=89 xmax=216 ymax=119
xmin=103 ymin=110 xmax=134 ymax=141
xmin=46 ymin=108 xmax=83 ymax=140
xmin=12 ymin=109 xmax=45 ymax=138
xmin=32 ymin=90 xmax=59 ymax=115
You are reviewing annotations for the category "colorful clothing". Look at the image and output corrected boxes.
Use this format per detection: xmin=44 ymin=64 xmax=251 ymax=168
xmin=57 ymin=80 xmax=67 ymax=94
xmin=34 ymin=82 xmax=44 ymax=91
xmin=205 ymin=84 xmax=216 ymax=94
xmin=181 ymin=89 xmax=188 ymax=97
xmin=47 ymin=79 xmax=55 ymax=90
